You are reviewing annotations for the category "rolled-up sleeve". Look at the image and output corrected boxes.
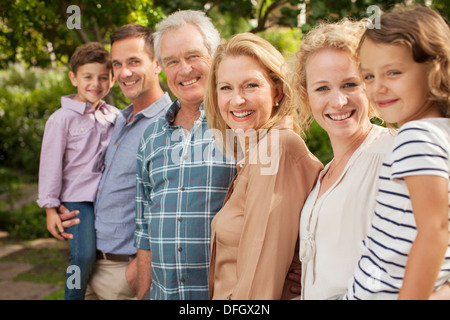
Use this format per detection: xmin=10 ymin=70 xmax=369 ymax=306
xmin=37 ymin=116 xmax=67 ymax=208
xmin=134 ymin=133 xmax=151 ymax=250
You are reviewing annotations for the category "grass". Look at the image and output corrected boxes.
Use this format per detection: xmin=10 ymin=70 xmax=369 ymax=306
xmin=0 ymin=245 xmax=69 ymax=300
xmin=1 ymin=169 xmax=69 ymax=300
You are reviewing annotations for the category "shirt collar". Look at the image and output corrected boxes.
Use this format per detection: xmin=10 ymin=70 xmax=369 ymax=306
xmin=61 ymin=94 xmax=105 ymax=114
xmin=121 ymin=92 xmax=172 ymax=122
xmin=140 ymin=92 xmax=172 ymax=119
xmin=165 ymin=100 xmax=205 ymax=125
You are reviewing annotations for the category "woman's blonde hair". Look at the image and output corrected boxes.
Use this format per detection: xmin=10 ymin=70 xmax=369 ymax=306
xmin=359 ymin=4 xmax=450 ymax=117
xmin=292 ymin=18 xmax=376 ymax=131
xmin=205 ymin=32 xmax=299 ymax=156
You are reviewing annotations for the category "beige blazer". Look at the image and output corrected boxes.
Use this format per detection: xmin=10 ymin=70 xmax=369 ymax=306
xmin=209 ymin=117 xmax=323 ymax=300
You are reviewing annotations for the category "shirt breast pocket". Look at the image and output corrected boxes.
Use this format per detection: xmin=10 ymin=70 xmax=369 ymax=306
xmin=68 ymin=118 xmax=95 ymax=150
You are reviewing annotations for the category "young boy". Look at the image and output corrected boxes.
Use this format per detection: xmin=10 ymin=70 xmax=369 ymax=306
xmin=37 ymin=42 xmax=119 ymax=300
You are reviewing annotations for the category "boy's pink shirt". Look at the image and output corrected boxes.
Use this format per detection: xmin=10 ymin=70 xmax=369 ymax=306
xmin=37 ymin=94 xmax=120 ymax=208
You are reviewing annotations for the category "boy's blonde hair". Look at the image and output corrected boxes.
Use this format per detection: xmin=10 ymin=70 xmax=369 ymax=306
xmin=359 ymin=4 xmax=450 ymax=117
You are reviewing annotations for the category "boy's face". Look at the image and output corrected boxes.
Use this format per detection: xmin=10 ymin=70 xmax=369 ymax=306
xmin=69 ymin=62 xmax=114 ymax=108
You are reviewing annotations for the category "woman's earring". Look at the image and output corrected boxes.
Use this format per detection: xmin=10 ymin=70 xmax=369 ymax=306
xmin=274 ymin=101 xmax=279 ymax=107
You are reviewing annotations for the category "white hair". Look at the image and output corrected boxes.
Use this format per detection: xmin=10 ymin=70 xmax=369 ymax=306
xmin=153 ymin=10 xmax=221 ymax=67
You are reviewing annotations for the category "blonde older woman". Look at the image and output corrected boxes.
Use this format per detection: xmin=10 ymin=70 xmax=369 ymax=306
xmin=204 ymin=32 xmax=323 ymax=300
xmin=291 ymin=19 xmax=396 ymax=300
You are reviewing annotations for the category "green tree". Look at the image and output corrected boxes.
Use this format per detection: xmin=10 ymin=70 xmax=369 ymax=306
xmin=300 ymin=0 xmax=448 ymax=32
xmin=154 ymin=0 xmax=448 ymax=35
xmin=2 ymin=0 xmax=446 ymax=69
xmin=0 ymin=0 xmax=164 ymax=69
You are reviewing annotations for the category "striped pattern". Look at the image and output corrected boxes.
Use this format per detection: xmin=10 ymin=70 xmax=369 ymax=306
xmin=135 ymin=101 xmax=236 ymax=300
xmin=345 ymin=118 xmax=450 ymax=299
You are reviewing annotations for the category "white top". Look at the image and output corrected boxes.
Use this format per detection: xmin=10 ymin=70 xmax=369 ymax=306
xmin=345 ymin=118 xmax=450 ymax=299
xmin=299 ymin=124 xmax=395 ymax=300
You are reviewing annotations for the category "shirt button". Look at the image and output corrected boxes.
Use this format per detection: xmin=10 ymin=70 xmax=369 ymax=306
xmin=115 ymin=142 xmax=119 ymax=146
xmin=180 ymin=187 xmax=185 ymax=191
xmin=80 ymin=127 xmax=85 ymax=132
xmin=178 ymin=247 xmax=183 ymax=252
xmin=180 ymin=278 xmax=185 ymax=283
xmin=178 ymin=217 xmax=183 ymax=222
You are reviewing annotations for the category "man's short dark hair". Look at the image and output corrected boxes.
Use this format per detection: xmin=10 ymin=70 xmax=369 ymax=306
xmin=110 ymin=24 xmax=155 ymax=59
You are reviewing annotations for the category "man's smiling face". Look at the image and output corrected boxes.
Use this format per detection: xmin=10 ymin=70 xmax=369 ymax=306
xmin=159 ymin=23 xmax=212 ymax=108
xmin=111 ymin=36 xmax=161 ymax=106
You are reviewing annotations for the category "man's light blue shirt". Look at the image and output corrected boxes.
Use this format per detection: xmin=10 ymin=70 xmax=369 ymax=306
xmin=95 ymin=93 xmax=172 ymax=255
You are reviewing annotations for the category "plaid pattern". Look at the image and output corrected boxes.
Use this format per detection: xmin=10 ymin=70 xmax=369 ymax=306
xmin=135 ymin=101 xmax=236 ymax=300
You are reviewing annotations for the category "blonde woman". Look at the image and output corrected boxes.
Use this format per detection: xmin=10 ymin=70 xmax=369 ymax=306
xmin=291 ymin=19 xmax=396 ymax=299
xmin=204 ymin=33 xmax=323 ymax=300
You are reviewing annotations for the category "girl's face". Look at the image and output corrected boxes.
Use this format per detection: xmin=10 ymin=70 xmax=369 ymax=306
xmin=359 ymin=39 xmax=438 ymax=126
xmin=306 ymin=48 xmax=372 ymax=143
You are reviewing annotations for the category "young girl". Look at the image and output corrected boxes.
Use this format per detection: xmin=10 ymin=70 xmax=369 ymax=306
xmin=345 ymin=5 xmax=450 ymax=299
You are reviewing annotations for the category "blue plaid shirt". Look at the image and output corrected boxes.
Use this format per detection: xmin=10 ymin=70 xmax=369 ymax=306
xmin=135 ymin=100 xmax=236 ymax=300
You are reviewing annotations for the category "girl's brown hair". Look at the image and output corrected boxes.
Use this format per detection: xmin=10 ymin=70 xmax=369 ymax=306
xmin=359 ymin=4 xmax=450 ymax=117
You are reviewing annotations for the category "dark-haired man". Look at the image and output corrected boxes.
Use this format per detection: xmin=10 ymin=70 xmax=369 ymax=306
xmin=60 ymin=24 xmax=171 ymax=300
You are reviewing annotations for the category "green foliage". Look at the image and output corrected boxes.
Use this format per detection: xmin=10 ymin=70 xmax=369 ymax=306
xmin=0 ymin=202 xmax=48 ymax=240
xmin=208 ymin=6 xmax=253 ymax=39
xmin=0 ymin=63 xmax=73 ymax=174
xmin=304 ymin=121 xmax=332 ymax=165
xmin=0 ymin=0 xmax=165 ymax=68
xmin=257 ymin=26 xmax=303 ymax=57
xmin=1 ymin=0 xmax=446 ymax=69
xmin=0 ymin=167 xmax=21 ymax=202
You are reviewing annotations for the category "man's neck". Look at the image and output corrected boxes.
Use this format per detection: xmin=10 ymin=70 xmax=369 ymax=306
xmin=129 ymin=88 xmax=165 ymax=122
xmin=173 ymin=101 xmax=202 ymax=131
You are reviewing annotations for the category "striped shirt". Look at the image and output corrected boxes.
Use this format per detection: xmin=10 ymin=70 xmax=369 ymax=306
xmin=135 ymin=100 xmax=236 ymax=300
xmin=345 ymin=118 xmax=450 ymax=299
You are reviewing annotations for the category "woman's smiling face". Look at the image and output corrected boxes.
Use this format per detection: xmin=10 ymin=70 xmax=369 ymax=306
xmin=216 ymin=55 xmax=281 ymax=132
xmin=306 ymin=48 xmax=372 ymax=142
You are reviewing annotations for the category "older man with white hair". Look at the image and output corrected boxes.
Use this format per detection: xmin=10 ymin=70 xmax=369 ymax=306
xmin=134 ymin=10 xmax=236 ymax=300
